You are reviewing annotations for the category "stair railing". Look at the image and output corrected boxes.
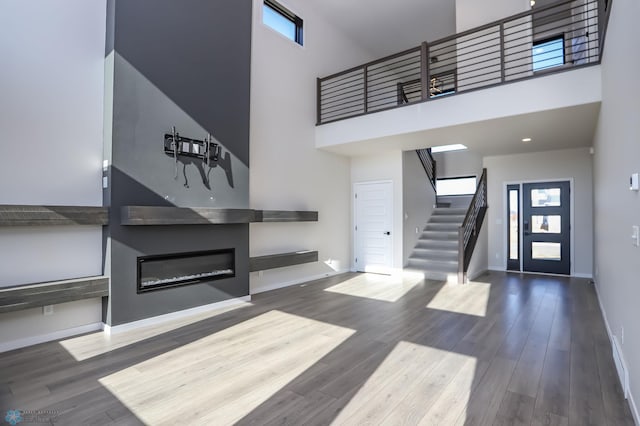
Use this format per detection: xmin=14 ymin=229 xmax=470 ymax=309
xmin=458 ymin=168 xmax=488 ymax=284
xmin=416 ymin=148 xmax=437 ymax=190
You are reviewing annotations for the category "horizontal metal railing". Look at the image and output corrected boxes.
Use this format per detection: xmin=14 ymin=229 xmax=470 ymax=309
xmin=317 ymin=0 xmax=610 ymax=125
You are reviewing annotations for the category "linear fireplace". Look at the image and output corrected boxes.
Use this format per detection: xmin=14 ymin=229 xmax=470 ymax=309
xmin=137 ymin=248 xmax=235 ymax=293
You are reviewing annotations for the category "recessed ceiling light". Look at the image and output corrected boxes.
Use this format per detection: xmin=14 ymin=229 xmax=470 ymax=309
xmin=430 ymin=144 xmax=467 ymax=153
xmin=522 ymin=138 xmax=532 ymax=143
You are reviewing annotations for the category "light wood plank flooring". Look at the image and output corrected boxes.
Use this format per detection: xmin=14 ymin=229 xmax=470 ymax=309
xmin=0 ymin=272 xmax=634 ymax=425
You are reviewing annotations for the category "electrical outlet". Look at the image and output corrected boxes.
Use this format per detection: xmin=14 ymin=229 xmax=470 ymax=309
xmin=43 ymin=305 xmax=54 ymax=316
xmin=415 ymin=227 xmax=419 ymax=234
xmin=495 ymin=252 xmax=500 ymax=260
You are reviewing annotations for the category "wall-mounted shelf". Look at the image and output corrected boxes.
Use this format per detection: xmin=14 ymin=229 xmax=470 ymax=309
xmin=120 ymin=206 xmax=318 ymax=225
xmin=0 ymin=205 xmax=108 ymax=226
xmin=0 ymin=276 xmax=109 ymax=314
xmin=121 ymin=206 xmax=253 ymax=225
xmin=249 ymin=250 xmax=318 ymax=272
xmin=252 ymin=210 xmax=318 ymax=222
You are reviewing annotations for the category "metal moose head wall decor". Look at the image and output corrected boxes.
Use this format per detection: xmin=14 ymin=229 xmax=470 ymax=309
xmin=163 ymin=126 xmax=234 ymax=190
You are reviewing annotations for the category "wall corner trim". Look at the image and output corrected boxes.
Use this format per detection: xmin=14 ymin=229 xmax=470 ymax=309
xmin=103 ymin=296 xmax=252 ymax=335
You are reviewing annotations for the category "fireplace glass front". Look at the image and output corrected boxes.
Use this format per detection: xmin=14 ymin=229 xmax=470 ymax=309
xmin=137 ymin=249 xmax=235 ymax=293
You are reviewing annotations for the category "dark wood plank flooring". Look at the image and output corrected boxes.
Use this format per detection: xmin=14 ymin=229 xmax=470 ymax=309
xmin=0 ymin=272 xmax=634 ymax=425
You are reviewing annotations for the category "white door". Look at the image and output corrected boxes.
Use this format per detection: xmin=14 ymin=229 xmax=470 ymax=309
xmin=354 ymin=181 xmax=393 ymax=274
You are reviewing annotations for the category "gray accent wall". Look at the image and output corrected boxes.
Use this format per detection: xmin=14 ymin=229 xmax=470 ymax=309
xmin=111 ymin=53 xmax=249 ymax=208
xmin=111 ymin=0 xmax=251 ymax=166
xmin=104 ymin=0 xmax=252 ymax=326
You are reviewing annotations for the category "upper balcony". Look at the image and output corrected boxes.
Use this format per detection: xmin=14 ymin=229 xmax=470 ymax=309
xmin=316 ymin=0 xmax=612 ymax=156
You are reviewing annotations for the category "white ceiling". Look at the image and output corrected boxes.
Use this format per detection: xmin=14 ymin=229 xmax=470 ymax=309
xmin=310 ymin=0 xmax=456 ymax=58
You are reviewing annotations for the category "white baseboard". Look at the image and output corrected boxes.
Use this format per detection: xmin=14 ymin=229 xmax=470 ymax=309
xmin=0 ymin=322 xmax=103 ymax=353
xmin=573 ymin=272 xmax=594 ymax=279
xmin=104 ymin=296 xmax=252 ymax=335
xmin=593 ymin=280 xmax=639 ymax=424
xmin=488 ymin=267 xmax=593 ymax=280
xmin=251 ymin=269 xmax=350 ymax=295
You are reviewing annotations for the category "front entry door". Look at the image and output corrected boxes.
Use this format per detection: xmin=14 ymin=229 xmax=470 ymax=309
xmin=522 ymin=181 xmax=571 ymax=275
xmin=354 ymin=181 xmax=393 ymax=274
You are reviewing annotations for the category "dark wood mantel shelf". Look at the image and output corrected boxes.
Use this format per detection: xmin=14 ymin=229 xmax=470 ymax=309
xmin=252 ymin=210 xmax=318 ymax=222
xmin=0 ymin=276 xmax=109 ymax=314
xmin=249 ymin=251 xmax=319 ymax=272
xmin=0 ymin=205 xmax=108 ymax=226
xmin=120 ymin=206 xmax=318 ymax=225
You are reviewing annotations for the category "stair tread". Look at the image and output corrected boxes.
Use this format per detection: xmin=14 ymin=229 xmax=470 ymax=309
xmin=433 ymin=208 xmax=468 ymax=215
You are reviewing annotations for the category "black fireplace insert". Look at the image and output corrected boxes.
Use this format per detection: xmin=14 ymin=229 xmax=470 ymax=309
xmin=137 ymin=248 xmax=235 ymax=293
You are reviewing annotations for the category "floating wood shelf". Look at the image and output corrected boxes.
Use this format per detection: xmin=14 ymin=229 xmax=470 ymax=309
xmin=249 ymin=250 xmax=318 ymax=272
xmin=0 ymin=276 xmax=109 ymax=314
xmin=120 ymin=206 xmax=318 ymax=225
xmin=121 ymin=206 xmax=254 ymax=225
xmin=251 ymin=210 xmax=318 ymax=222
xmin=0 ymin=205 xmax=108 ymax=226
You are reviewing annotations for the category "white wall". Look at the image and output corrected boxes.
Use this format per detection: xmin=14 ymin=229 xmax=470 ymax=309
xmin=483 ymin=148 xmax=593 ymax=276
xmin=0 ymin=299 xmax=103 ymax=353
xmin=456 ymin=0 xmax=530 ymax=32
xmin=0 ymin=0 xmax=106 ymax=349
xmin=250 ymin=0 xmax=373 ymax=293
xmin=592 ymin=0 xmax=640 ymax=417
xmin=351 ymin=151 xmax=404 ymax=273
xmin=433 ymin=150 xmax=483 ymax=179
xmin=402 ymin=151 xmax=436 ymax=266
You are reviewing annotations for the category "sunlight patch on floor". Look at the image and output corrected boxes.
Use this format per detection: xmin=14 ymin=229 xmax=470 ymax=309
xmin=332 ymin=340 xmax=478 ymax=425
xmin=323 ymin=273 xmax=422 ymax=302
xmin=426 ymin=281 xmax=491 ymax=317
xmin=59 ymin=301 xmax=253 ymax=361
xmin=99 ymin=310 xmax=355 ymax=425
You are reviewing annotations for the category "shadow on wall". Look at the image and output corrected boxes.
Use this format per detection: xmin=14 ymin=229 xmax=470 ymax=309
xmin=169 ymin=151 xmax=234 ymax=190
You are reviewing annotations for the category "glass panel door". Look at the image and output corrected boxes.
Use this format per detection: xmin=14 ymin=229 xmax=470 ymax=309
xmin=522 ymin=181 xmax=571 ymax=274
xmin=507 ymin=184 xmax=520 ymax=271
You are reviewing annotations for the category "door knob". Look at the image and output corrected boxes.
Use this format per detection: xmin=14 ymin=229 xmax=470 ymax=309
xmin=384 ymin=231 xmax=391 ymax=235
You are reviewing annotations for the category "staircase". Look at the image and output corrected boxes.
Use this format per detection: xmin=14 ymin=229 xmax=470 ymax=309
xmin=407 ymin=207 xmax=467 ymax=281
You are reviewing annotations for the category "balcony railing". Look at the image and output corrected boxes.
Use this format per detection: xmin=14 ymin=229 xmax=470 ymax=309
xmin=317 ymin=0 xmax=611 ymax=125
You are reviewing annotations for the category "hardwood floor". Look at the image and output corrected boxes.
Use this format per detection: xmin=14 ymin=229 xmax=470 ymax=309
xmin=0 ymin=272 xmax=634 ymax=425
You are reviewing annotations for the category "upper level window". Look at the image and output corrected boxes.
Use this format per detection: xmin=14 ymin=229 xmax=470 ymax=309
xmin=532 ymin=37 xmax=565 ymax=72
xmin=263 ymin=0 xmax=303 ymax=46
xmin=436 ymin=176 xmax=477 ymax=196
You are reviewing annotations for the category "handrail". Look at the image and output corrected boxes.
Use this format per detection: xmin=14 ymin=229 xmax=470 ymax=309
xmin=458 ymin=168 xmax=488 ymax=284
xmin=317 ymin=0 xmax=610 ymax=125
xmin=416 ymin=149 xmax=437 ymax=190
